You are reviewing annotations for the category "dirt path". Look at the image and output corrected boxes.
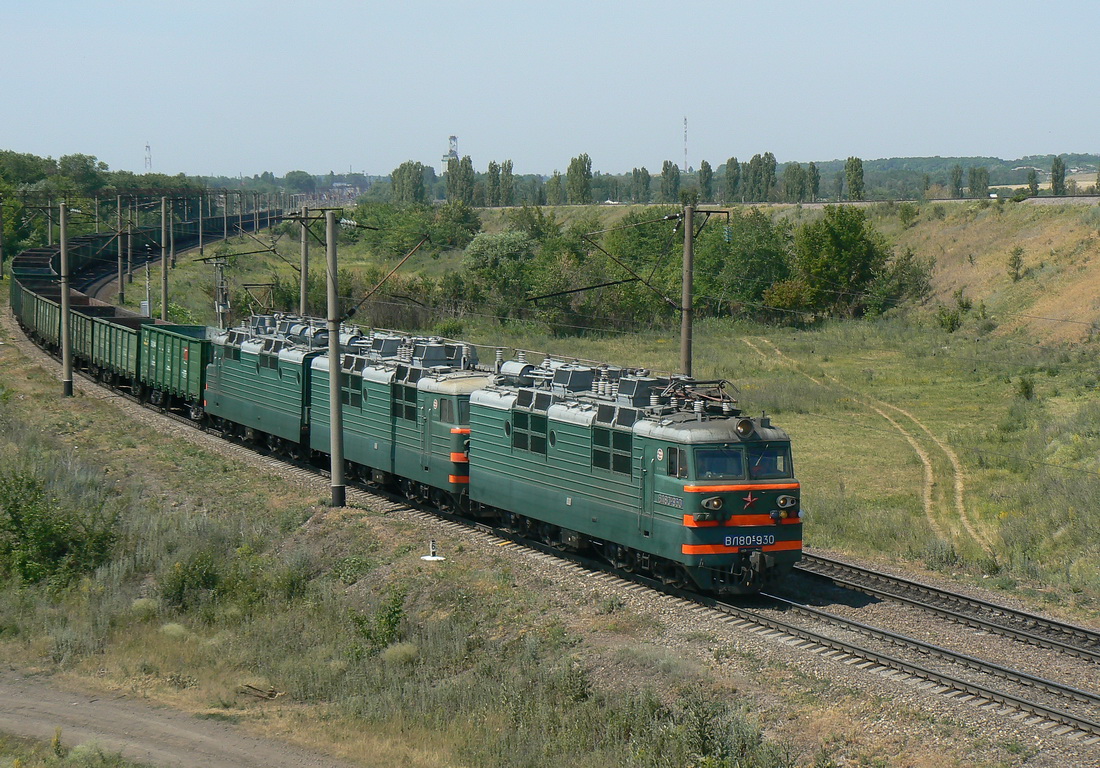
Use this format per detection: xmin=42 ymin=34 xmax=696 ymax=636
xmin=0 ymin=670 xmax=361 ymax=768
xmin=743 ymin=337 xmax=991 ymax=552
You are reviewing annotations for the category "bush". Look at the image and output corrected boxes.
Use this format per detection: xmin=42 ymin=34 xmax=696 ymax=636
xmin=0 ymin=469 xmax=119 ymax=587
xmin=158 ymin=551 xmax=222 ymax=610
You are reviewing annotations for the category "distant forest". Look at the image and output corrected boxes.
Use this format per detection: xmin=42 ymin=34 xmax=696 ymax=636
xmin=2 ymin=148 xmax=1099 ymax=213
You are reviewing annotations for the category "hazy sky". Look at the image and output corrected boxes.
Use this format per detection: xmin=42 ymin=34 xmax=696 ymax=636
xmin=5 ymin=0 xmax=1095 ymax=178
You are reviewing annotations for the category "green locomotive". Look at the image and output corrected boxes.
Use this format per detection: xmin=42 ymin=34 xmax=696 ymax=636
xmin=468 ymin=358 xmax=801 ymax=594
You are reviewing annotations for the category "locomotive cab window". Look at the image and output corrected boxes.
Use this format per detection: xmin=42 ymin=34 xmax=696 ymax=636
xmin=667 ymin=447 xmax=688 ymax=478
xmin=439 ymin=399 xmax=471 ymax=425
xmin=694 ymin=447 xmax=745 ymax=480
xmin=747 ymin=443 xmax=793 ymax=479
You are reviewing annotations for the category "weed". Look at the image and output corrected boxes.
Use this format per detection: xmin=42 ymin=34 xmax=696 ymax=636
xmin=195 ymin=712 xmax=241 ymax=724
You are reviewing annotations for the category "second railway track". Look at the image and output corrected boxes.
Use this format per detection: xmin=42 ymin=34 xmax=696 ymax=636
xmin=797 ymin=552 xmax=1100 ymax=662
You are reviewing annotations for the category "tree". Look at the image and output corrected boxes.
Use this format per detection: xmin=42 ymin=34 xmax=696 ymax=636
xmin=833 ymin=170 xmax=844 ymax=201
xmin=546 ymin=171 xmax=563 ymax=205
xmin=631 ymin=167 xmax=651 ymax=203
xmin=782 ymin=163 xmax=807 ymax=202
xmin=761 ymin=152 xmax=778 ymax=201
xmin=1051 ymin=156 xmax=1067 ymax=196
xmin=844 ymin=156 xmax=864 ymax=201
xmin=500 ymin=160 xmax=514 ymax=206
xmin=950 ymin=165 xmax=964 ymax=198
xmin=486 ymin=161 xmax=501 ymax=206
xmin=446 ymin=155 xmax=475 ymax=205
xmin=744 ymin=155 xmax=763 ymax=201
xmin=57 ymin=154 xmax=109 ymax=194
xmin=1027 ymin=169 xmax=1039 ymax=196
xmin=284 ymin=170 xmax=316 ymax=194
xmin=808 ymin=162 xmax=820 ymax=202
xmin=565 ymin=154 xmax=593 ymax=204
xmin=707 ymin=208 xmax=791 ymax=307
xmin=968 ymin=166 xmax=989 ymax=198
xmin=697 ymin=160 xmax=713 ymax=202
xmin=391 ymin=161 xmax=428 ymax=205
xmin=724 ymin=157 xmax=740 ymax=203
xmin=1008 ymin=245 xmax=1025 ymax=282
xmin=659 ymin=161 xmax=680 ymax=203
xmin=792 ymin=205 xmax=889 ymax=316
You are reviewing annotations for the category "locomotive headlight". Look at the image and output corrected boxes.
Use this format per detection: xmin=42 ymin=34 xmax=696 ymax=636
xmin=701 ymin=496 xmax=724 ymax=512
xmin=776 ymin=495 xmax=798 ymax=509
xmin=735 ymin=418 xmax=755 ymax=438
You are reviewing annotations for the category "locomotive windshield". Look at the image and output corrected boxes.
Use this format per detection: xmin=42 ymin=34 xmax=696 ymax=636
xmin=692 ymin=443 xmax=793 ymax=480
xmin=746 ymin=443 xmax=793 ymax=479
xmin=694 ymin=447 xmax=745 ymax=480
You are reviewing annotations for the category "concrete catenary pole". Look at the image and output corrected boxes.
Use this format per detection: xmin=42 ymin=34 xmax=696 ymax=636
xmin=116 ymin=195 xmax=124 ymax=303
xmin=198 ymin=193 xmax=204 ymax=257
xmin=326 ymin=210 xmax=345 ymax=508
xmin=127 ymin=200 xmax=134 ymax=283
xmin=60 ymin=202 xmax=73 ymax=397
xmin=300 ymin=205 xmax=309 ymax=315
xmin=160 ymin=197 xmax=168 ymax=321
xmin=0 ymin=195 xmax=5 ymax=280
xmin=680 ymin=204 xmax=694 ymax=377
xmin=169 ymin=199 xmax=176 ymax=268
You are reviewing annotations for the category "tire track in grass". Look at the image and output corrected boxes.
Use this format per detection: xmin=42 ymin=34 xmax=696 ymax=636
xmin=750 ymin=337 xmax=994 ymax=557
xmin=741 ymin=337 xmax=948 ymax=543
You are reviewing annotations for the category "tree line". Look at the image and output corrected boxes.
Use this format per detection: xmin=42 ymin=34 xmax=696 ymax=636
xmin=277 ymin=200 xmax=932 ymax=337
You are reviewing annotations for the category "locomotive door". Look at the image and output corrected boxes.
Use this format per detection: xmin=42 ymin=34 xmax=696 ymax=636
xmin=420 ymin=400 xmax=431 ymax=472
xmin=640 ymin=448 xmax=656 ymax=537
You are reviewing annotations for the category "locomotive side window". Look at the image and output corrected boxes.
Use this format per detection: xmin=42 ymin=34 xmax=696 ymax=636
xmin=593 ymin=427 xmax=632 ymax=476
xmin=392 ymin=384 xmax=417 ymax=421
xmin=694 ymin=447 xmax=745 ymax=480
xmin=340 ymin=373 xmax=363 ymax=408
xmin=667 ymin=447 xmax=688 ymax=478
xmin=511 ymin=410 xmax=547 ymax=455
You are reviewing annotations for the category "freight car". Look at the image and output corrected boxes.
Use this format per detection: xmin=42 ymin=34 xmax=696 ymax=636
xmin=8 ymin=218 xmax=802 ymax=595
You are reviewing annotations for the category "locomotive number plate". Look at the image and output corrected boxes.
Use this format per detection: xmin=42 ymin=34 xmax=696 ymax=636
xmin=655 ymin=492 xmax=684 ymax=509
xmin=724 ymin=534 xmax=775 ymax=547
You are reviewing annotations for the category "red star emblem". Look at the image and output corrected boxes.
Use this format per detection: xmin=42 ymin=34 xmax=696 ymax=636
xmin=742 ymin=492 xmax=758 ymax=509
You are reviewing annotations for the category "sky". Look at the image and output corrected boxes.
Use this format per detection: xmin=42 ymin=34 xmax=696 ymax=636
xmin=4 ymin=0 xmax=1096 ymax=178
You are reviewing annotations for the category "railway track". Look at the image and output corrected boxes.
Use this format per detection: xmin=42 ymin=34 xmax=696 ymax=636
xmin=10 ymin=312 xmax=1100 ymax=745
xmin=797 ymin=552 xmax=1100 ymax=662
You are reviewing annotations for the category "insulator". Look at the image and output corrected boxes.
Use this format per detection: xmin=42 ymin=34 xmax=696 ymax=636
xmin=517 ymin=350 xmax=527 ymax=364
xmin=650 ymin=393 xmax=660 ymax=407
